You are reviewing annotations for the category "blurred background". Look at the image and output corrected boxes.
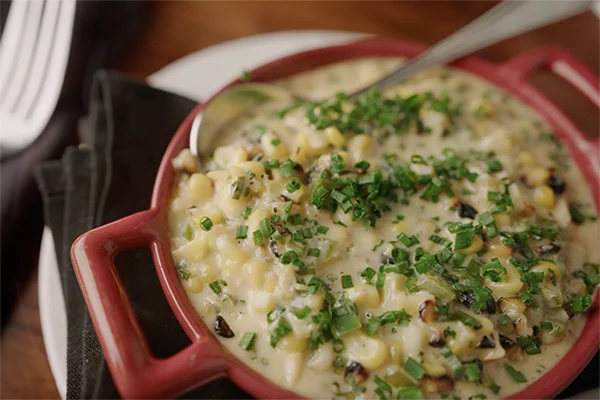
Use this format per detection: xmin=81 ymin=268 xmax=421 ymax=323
xmin=1 ymin=1 xmax=598 ymax=398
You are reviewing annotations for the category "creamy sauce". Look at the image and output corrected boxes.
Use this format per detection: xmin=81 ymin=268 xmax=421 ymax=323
xmin=168 ymin=58 xmax=598 ymax=399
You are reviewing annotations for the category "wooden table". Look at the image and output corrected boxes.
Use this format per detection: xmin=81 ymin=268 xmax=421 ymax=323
xmin=1 ymin=1 xmax=598 ymax=398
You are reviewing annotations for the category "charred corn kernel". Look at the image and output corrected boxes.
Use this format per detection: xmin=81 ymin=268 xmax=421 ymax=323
xmin=283 ymin=353 xmax=304 ymax=385
xmin=533 ymin=185 xmax=555 ymax=209
xmin=278 ymin=334 xmax=308 ymax=353
xmin=531 ymin=260 xmax=562 ymax=283
xmin=308 ymin=344 xmax=334 ymax=371
xmin=216 ymin=236 xmax=249 ymax=264
xmin=184 ymin=276 xmax=203 ymax=293
xmin=243 ymin=259 xmax=269 ymax=288
xmin=345 ymin=332 xmax=389 ymax=370
xmin=264 ymin=271 xmax=278 ymax=292
xmin=519 ymin=151 xmax=535 ymax=167
xmin=261 ymin=132 xmax=288 ymax=159
xmin=346 ymin=284 xmax=381 ymax=308
xmin=325 ymin=126 xmax=345 ymax=147
xmin=488 ymin=238 xmax=513 ymax=258
xmin=462 ymin=234 xmax=484 ymax=254
xmin=348 ymin=134 xmax=373 ymax=162
xmin=188 ymin=173 xmax=214 ymax=202
xmin=527 ymin=167 xmax=551 ymax=187
xmin=486 ymin=264 xmax=524 ymax=296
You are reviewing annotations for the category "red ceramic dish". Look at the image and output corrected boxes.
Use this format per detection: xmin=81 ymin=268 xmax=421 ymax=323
xmin=71 ymin=38 xmax=600 ymax=400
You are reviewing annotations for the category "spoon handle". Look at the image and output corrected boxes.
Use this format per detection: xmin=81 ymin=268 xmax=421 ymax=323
xmin=351 ymin=0 xmax=594 ymax=97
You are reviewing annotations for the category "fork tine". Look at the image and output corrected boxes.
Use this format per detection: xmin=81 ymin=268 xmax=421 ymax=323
xmin=0 ymin=0 xmax=45 ymax=110
xmin=15 ymin=0 xmax=60 ymax=118
xmin=0 ymin=0 xmax=30 ymax=98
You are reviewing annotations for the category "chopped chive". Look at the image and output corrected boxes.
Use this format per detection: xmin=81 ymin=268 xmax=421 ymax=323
xmin=271 ymin=230 xmax=284 ymax=243
xmin=486 ymin=159 xmax=503 ymax=173
xmin=286 ymin=177 xmax=301 ymax=193
xmin=481 ymin=258 xmax=506 ymax=282
xmin=540 ymin=321 xmax=553 ymax=330
xmin=280 ymin=251 xmax=298 ymax=264
xmin=239 ymin=332 xmax=257 ymax=350
xmin=397 ymin=387 xmax=422 ymax=400
xmin=199 ymin=216 xmax=213 ymax=231
xmin=365 ymin=316 xmax=380 ymax=336
xmin=235 ymin=225 xmax=248 ymax=239
xmin=307 ymin=248 xmax=321 ymax=257
xmin=242 ymin=207 xmax=252 ymax=219
xmin=264 ymin=159 xmax=280 ymax=169
xmin=403 ymin=357 xmax=426 ymax=381
xmin=355 ymin=161 xmax=370 ymax=170
xmin=570 ymin=294 xmax=592 ymax=313
xmin=307 ymin=276 xmax=322 ymax=294
xmin=504 ymin=364 xmax=527 ymax=383
xmin=291 ymin=259 xmax=305 ymax=269
xmin=341 ymin=275 xmax=354 ymax=289
xmin=252 ymin=230 xmax=263 ymax=246
xmin=280 ymin=160 xmax=295 ymax=177
xmin=283 ymin=201 xmax=293 ymax=213
xmin=208 ymin=279 xmax=227 ymax=295
xmin=497 ymin=315 xmax=511 ymax=326
xmin=517 ymin=335 xmax=541 ymax=355
xmin=292 ymin=306 xmax=311 ymax=319
xmin=259 ymin=218 xmax=274 ymax=236
xmin=465 ymin=362 xmax=481 ymax=382
xmin=271 ymin=138 xmax=281 ymax=146
xmin=269 ymin=317 xmax=292 ymax=347
xmin=316 ymin=225 xmax=329 ymax=234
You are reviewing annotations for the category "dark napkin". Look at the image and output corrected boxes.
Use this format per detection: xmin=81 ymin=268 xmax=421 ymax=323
xmin=34 ymin=70 xmax=598 ymax=399
xmin=35 ymin=71 xmax=251 ymax=399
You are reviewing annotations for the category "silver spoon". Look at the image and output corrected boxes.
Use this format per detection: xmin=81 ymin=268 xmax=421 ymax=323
xmin=190 ymin=0 xmax=592 ymax=158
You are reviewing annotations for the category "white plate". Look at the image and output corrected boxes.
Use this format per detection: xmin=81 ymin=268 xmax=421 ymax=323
xmin=38 ymin=30 xmax=367 ymax=398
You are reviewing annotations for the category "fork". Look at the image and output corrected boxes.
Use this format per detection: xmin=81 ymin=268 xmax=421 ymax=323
xmin=0 ymin=0 xmax=76 ymax=157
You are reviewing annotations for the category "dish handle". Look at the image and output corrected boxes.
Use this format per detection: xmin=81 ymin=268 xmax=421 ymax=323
xmin=501 ymin=46 xmax=600 ymax=148
xmin=71 ymin=209 xmax=226 ymax=399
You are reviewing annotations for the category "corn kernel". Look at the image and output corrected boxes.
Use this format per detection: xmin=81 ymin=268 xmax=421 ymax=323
xmin=348 ymin=134 xmax=373 ymax=162
xmin=346 ymin=285 xmax=380 ymax=308
xmin=278 ymin=334 xmax=308 ymax=353
xmin=264 ymin=271 xmax=277 ymax=292
xmin=533 ymin=185 xmax=555 ymax=209
xmin=325 ymin=126 xmax=345 ymax=147
xmin=187 ymin=173 xmax=214 ymax=202
xmin=184 ymin=276 xmax=203 ymax=293
xmin=518 ymin=151 xmax=535 ymax=167
xmin=487 ymin=238 xmax=513 ymax=259
xmin=527 ymin=167 xmax=550 ymax=187
xmin=531 ymin=260 xmax=562 ymax=283
xmin=243 ymin=259 xmax=269 ymax=289
xmin=345 ymin=332 xmax=389 ymax=370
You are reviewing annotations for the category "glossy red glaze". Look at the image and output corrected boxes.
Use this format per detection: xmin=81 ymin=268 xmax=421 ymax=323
xmin=71 ymin=38 xmax=600 ymax=400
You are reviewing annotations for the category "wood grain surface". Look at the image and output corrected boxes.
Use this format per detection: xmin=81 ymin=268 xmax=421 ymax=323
xmin=1 ymin=1 xmax=598 ymax=399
